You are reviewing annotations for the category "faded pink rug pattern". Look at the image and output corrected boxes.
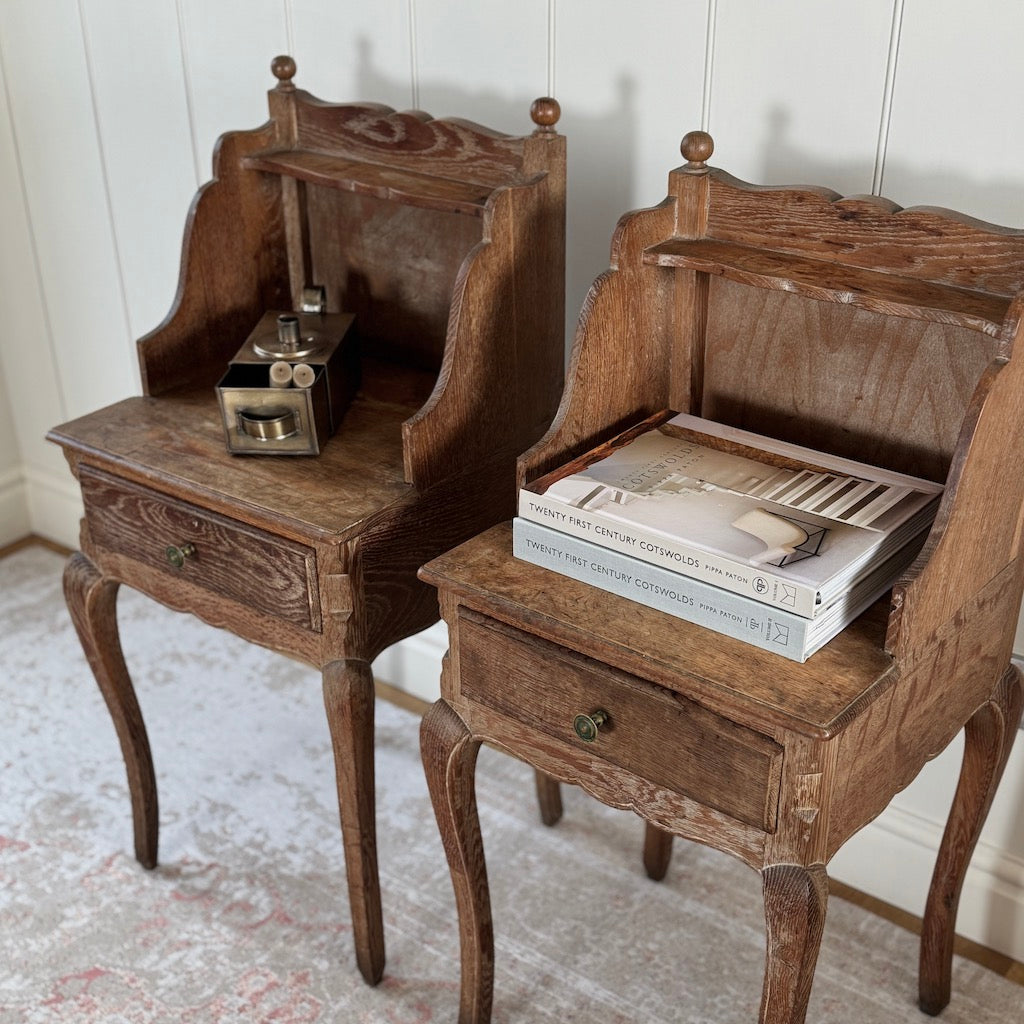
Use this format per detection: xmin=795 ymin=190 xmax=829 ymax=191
xmin=1 ymin=545 xmax=1022 ymax=1023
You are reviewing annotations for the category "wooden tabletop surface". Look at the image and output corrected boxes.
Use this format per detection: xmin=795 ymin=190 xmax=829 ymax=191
xmin=47 ymin=359 xmax=440 ymax=546
xmin=420 ymin=522 xmax=898 ymax=739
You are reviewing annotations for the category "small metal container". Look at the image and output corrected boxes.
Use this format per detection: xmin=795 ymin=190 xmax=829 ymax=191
xmin=216 ymin=310 xmax=359 ymax=455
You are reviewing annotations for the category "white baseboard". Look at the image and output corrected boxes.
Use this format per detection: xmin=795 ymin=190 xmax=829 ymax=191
xmin=24 ymin=464 xmax=83 ymax=548
xmin=831 ymin=785 xmax=1024 ymax=962
xmin=376 ymin=625 xmax=1024 ymax=963
xmin=0 ymin=467 xmax=31 ymax=546
xmin=373 ymin=622 xmax=446 ymax=705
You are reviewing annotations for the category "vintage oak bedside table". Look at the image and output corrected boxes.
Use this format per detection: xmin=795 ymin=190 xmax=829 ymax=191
xmin=47 ymin=57 xmax=565 ymax=985
xmin=419 ymin=133 xmax=1024 ymax=1023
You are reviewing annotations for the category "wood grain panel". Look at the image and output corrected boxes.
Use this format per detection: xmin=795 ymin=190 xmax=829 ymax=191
xmin=244 ymin=149 xmax=495 ymax=214
xmin=644 ymin=237 xmax=1010 ymax=335
xmin=457 ymin=608 xmax=782 ymax=830
xmin=451 ymin=696 xmax=769 ymax=869
xmin=305 ymin=187 xmax=479 ymax=368
xmin=80 ymin=466 xmax=319 ymax=629
xmin=420 ymin=524 xmax=896 ymax=740
xmin=704 ymin=176 xmax=1024 ymax=298
xmin=828 ymin=567 xmax=1020 ymax=856
xmin=48 ymin=372 xmax=418 ymax=543
xmin=285 ymin=100 xmax=531 ymax=186
xmin=700 ymin=277 xmax=993 ymax=481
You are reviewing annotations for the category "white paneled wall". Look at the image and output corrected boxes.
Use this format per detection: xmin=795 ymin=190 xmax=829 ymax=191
xmin=710 ymin=0 xmax=897 ymax=194
xmin=883 ymin=1 xmax=1024 ymax=222
xmin=556 ymin=0 xmax=709 ymax=332
xmin=0 ymin=371 xmax=26 ymax=547
xmin=2 ymin=0 xmax=1024 ymax=966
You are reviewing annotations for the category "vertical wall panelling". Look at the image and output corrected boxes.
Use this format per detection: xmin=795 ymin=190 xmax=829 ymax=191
xmin=546 ymin=0 xmax=555 ymax=98
xmin=413 ymin=0 xmax=549 ymax=132
xmin=408 ymin=0 xmax=420 ymax=109
xmin=0 ymin=32 xmax=66 ymax=476
xmin=177 ymin=0 xmax=290 ymax=168
xmin=701 ymin=0 xmax=716 ymax=131
xmin=870 ymin=0 xmax=904 ymax=195
xmin=79 ymin=1 xmax=202 ymax=346
xmin=0 ymin=64 xmax=64 ymax=546
xmin=287 ymin=0 xmax=413 ymax=109
xmin=0 ymin=383 xmax=29 ymax=547
xmin=709 ymin=0 xmax=895 ymax=196
xmin=555 ymin=1 xmax=708 ymax=337
xmin=0 ymin=1 xmax=134 ymax=418
xmin=881 ymin=1 xmax=1024 ymax=224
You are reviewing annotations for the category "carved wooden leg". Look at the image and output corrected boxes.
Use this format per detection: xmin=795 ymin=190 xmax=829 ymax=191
xmin=421 ymin=700 xmax=492 ymax=1024
xmin=63 ymin=552 xmax=158 ymax=869
xmin=322 ymin=657 xmax=384 ymax=986
xmin=759 ymin=863 xmax=828 ymax=1024
xmin=534 ymin=770 xmax=563 ymax=826
xmin=919 ymin=664 xmax=1024 ymax=1015
xmin=643 ymin=823 xmax=673 ymax=881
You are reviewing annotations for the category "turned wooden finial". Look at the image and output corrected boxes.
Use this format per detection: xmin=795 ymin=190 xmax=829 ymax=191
xmin=680 ymin=130 xmax=714 ymax=172
xmin=271 ymin=54 xmax=297 ymax=89
xmin=531 ymin=97 xmax=561 ymax=134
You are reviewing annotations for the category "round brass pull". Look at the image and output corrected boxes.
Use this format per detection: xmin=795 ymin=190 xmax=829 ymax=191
xmin=165 ymin=543 xmax=196 ymax=569
xmin=237 ymin=406 xmax=300 ymax=441
xmin=573 ymin=709 xmax=610 ymax=743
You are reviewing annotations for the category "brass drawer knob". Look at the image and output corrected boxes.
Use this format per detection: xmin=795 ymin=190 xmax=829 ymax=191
xmin=573 ymin=709 xmax=610 ymax=743
xmin=165 ymin=543 xmax=196 ymax=569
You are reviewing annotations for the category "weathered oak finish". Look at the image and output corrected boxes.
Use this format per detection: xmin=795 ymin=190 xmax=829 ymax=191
xmin=47 ymin=57 xmax=565 ymax=985
xmin=63 ymin=552 xmax=158 ymax=870
xmin=420 ymin=132 xmax=1024 ymax=1022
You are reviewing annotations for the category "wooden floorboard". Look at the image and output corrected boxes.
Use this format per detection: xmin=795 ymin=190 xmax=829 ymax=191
xmin=830 ymin=878 xmax=1024 ymax=986
xmin=6 ymin=536 xmax=1022 ymax=990
xmin=0 ymin=533 xmax=71 ymax=559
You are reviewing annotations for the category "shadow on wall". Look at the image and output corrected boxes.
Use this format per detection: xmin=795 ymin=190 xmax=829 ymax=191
xmin=755 ymin=107 xmax=1024 ymax=227
xmin=559 ymin=75 xmax=637 ymax=345
xmin=354 ymin=37 xmax=637 ymax=350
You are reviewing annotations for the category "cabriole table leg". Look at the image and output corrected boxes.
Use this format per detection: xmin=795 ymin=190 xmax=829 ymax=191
xmin=421 ymin=699 xmax=492 ymax=1024
xmin=63 ymin=551 xmax=158 ymax=869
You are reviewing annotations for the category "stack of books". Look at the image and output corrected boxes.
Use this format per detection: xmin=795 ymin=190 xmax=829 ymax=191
xmin=513 ymin=411 xmax=943 ymax=662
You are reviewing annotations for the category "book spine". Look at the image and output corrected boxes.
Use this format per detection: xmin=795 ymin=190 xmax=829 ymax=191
xmin=513 ymin=518 xmax=812 ymax=662
xmin=518 ymin=488 xmax=820 ymax=617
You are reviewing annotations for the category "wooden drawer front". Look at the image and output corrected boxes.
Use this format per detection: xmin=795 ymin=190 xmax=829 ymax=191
xmin=458 ymin=610 xmax=782 ymax=832
xmin=80 ymin=467 xmax=319 ymax=629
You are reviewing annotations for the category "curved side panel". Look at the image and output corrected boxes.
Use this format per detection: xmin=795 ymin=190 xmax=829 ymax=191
xmin=137 ymin=122 xmax=291 ymax=395
xmin=517 ymin=196 xmax=680 ymax=489
xmin=888 ymin=303 xmax=1024 ymax=657
xmin=403 ymin=165 xmax=565 ymax=489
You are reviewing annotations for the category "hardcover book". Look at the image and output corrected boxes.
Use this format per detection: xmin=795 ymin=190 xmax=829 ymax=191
xmin=513 ymin=517 xmax=925 ymax=662
xmin=518 ymin=411 xmax=942 ymax=618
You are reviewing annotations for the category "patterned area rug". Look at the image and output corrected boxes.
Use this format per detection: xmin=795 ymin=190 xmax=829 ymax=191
xmin=2 ymin=545 xmax=1022 ymax=1023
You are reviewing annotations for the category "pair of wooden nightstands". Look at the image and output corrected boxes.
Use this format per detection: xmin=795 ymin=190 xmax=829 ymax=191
xmin=50 ymin=60 xmax=1024 ymax=1024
